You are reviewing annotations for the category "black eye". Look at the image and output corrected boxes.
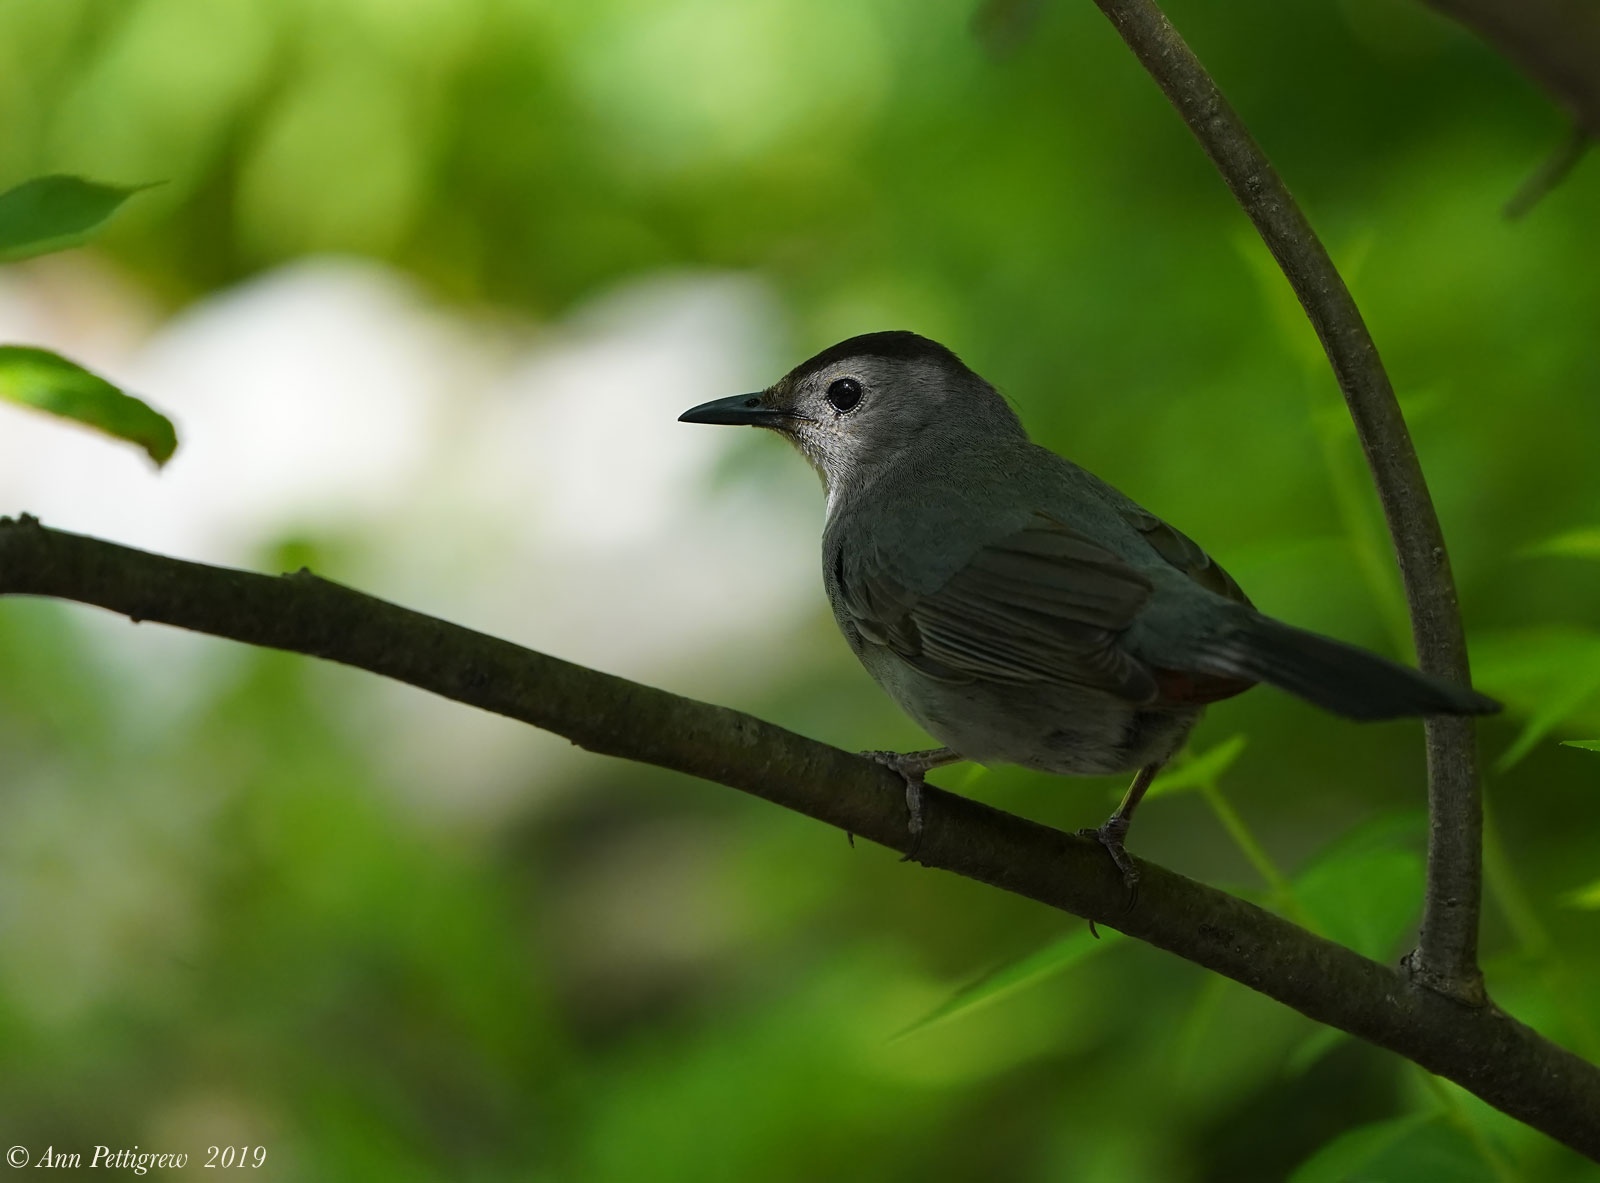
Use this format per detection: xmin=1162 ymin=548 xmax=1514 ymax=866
xmin=826 ymin=377 xmax=862 ymax=412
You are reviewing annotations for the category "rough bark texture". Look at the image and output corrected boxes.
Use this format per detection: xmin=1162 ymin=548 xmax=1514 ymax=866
xmin=2 ymin=516 xmax=1598 ymax=1158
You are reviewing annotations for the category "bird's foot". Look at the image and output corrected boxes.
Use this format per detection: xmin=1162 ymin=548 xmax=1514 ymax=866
xmin=861 ymin=749 xmax=944 ymax=862
xmin=1078 ymin=817 xmax=1140 ymax=910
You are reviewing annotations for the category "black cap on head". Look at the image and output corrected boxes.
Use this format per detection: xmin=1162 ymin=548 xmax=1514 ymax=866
xmin=785 ymin=331 xmax=972 ymax=385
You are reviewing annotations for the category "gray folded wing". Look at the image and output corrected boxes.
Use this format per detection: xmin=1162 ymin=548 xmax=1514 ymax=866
xmin=1119 ymin=505 xmax=1252 ymax=608
xmin=837 ymin=519 xmax=1159 ymax=701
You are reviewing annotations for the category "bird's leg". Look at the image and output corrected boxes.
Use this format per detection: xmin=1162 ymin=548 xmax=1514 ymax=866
xmin=1080 ymin=763 xmax=1161 ymax=905
xmin=860 ymin=747 xmax=963 ymax=861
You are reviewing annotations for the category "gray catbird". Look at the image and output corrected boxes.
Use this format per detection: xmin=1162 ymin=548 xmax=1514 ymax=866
xmin=680 ymin=331 xmax=1498 ymax=886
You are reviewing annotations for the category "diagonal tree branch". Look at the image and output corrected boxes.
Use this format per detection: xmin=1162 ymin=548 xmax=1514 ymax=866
xmin=1 ymin=515 xmax=1597 ymax=1157
xmin=1089 ymin=0 xmax=1488 ymax=1006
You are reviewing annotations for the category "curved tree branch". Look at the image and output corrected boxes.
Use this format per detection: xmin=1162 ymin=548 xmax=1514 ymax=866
xmin=1089 ymin=0 xmax=1488 ymax=1006
xmin=1 ymin=516 xmax=1597 ymax=1156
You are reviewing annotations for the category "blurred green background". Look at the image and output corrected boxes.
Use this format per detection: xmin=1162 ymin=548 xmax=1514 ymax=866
xmin=2 ymin=0 xmax=1599 ymax=1178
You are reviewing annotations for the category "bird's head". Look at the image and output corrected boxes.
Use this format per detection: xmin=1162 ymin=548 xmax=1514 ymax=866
xmin=679 ymin=331 xmax=1024 ymax=495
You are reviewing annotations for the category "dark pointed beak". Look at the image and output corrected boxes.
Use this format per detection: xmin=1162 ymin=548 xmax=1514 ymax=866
xmin=678 ymin=393 xmax=795 ymax=427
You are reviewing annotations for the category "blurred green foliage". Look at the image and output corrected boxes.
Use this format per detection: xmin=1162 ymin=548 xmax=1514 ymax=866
xmin=3 ymin=0 xmax=1600 ymax=1179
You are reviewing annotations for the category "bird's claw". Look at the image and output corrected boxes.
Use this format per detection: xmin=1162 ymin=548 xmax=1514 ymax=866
xmin=1078 ymin=821 xmax=1140 ymax=910
xmin=903 ymin=778 xmax=925 ymax=845
xmin=861 ymin=750 xmax=928 ymax=862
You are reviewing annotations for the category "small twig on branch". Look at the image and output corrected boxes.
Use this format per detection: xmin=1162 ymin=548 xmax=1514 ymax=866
xmin=1504 ymin=124 xmax=1591 ymax=219
xmin=2 ymin=516 xmax=1599 ymax=1156
xmin=1087 ymin=0 xmax=1488 ymax=1006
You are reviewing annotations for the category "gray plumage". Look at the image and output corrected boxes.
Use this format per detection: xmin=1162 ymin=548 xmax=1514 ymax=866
xmin=680 ymin=331 xmax=1498 ymax=879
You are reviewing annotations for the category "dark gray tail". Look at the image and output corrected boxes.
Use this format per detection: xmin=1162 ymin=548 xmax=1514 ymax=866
xmin=1194 ymin=613 xmax=1500 ymax=720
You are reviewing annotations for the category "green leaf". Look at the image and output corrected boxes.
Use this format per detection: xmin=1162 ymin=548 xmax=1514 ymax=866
xmin=1521 ymin=526 xmax=1600 ymax=561
xmin=1284 ymin=1026 xmax=1350 ymax=1077
xmin=1297 ymin=848 xmax=1424 ymax=960
xmin=0 ymin=346 xmax=178 ymax=465
xmin=1289 ymin=1114 xmax=1488 ymax=1183
xmin=1143 ymin=734 xmax=1248 ymax=800
xmin=956 ymin=763 xmax=992 ymax=790
xmin=1494 ymin=664 xmax=1600 ymax=773
xmin=1471 ymin=626 xmax=1600 ymax=690
xmin=1561 ymin=739 xmax=1600 ymax=753
xmin=0 ymin=175 xmax=157 ymax=262
xmin=1472 ymin=627 xmax=1600 ymax=771
xmin=1293 ymin=816 xmax=1425 ymax=960
xmin=896 ymin=926 xmax=1124 ymax=1038
xmin=1561 ymin=878 xmax=1600 ymax=909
